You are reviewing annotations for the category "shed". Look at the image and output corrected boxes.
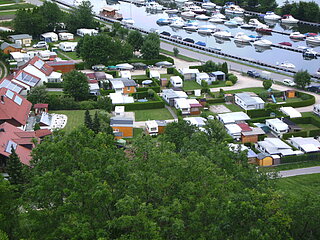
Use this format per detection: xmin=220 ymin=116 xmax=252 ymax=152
xmin=8 ymin=34 xmax=32 ymax=46
xmin=257 ymin=153 xmax=273 ymax=166
xmin=150 ymin=70 xmax=160 ymax=79
xmin=280 ymin=107 xmax=302 ymax=118
xmin=1 ymin=42 xmax=21 ymax=54
xmin=209 ymin=71 xmax=225 ymax=81
xmin=170 ymin=76 xmax=183 ymax=88
xmin=241 ymin=127 xmax=265 ymax=143
xmin=179 ymin=68 xmax=199 ymax=81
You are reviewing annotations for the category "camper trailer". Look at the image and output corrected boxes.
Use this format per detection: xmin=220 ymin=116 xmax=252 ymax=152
xmin=58 ymin=32 xmax=74 ymax=41
xmin=76 ymin=28 xmax=98 ymax=37
xmin=59 ymin=42 xmax=78 ymax=52
xmin=170 ymin=76 xmax=183 ymax=88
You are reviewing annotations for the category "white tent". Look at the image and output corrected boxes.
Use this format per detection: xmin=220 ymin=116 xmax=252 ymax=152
xmin=116 ymin=63 xmax=134 ymax=70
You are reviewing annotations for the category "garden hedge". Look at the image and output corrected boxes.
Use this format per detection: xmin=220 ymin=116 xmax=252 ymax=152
xmin=44 ymin=82 xmax=64 ymax=88
xmin=280 ymin=152 xmax=320 ymax=164
xmin=116 ymin=101 xmax=164 ymax=111
xmin=267 ymin=92 xmax=315 ymax=109
xmin=206 ymin=98 xmax=225 ymax=104
xmin=247 ymin=109 xmax=283 ymax=118
xmin=282 ymin=131 xmax=309 ymax=140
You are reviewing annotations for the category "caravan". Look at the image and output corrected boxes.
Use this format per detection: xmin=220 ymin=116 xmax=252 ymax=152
xmin=59 ymin=42 xmax=78 ymax=52
xmin=58 ymin=32 xmax=74 ymax=41
xmin=77 ymin=28 xmax=98 ymax=37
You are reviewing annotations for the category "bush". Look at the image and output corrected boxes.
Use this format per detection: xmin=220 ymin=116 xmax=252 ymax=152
xmin=79 ymin=100 xmax=97 ymax=110
xmin=118 ymin=100 xmax=165 ymax=111
xmin=259 ymin=91 xmax=270 ymax=101
xmin=44 ymin=82 xmax=64 ymax=88
xmin=282 ymin=131 xmax=309 ymax=140
xmin=228 ymin=74 xmax=238 ymax=84
xmin=301 ymin=94 xmax=311 ymax=100
xmin=100 ymin=89 xmax=115 ymax=96
xmin=167 ymin=67 xmax=174 ymax=74
xmin=206 ymin=98 xmax=225 ymax=104
xmin=145 ymin=68 xmax=150 ymax=77
xmin=75 ymin=62 xmax=85 ymax=70
xmin=225 ymin=81 xmax=233 ymax=86
xmin=210 ymin=81 xmax=220 ymax=85
xmin=309 ymin=129 xmax=320 ymax=137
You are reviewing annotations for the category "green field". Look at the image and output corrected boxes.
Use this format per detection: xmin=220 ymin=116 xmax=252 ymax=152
xmin=58 ymin=51 xmax=81 ymax=60
xmin=277 ymin=173 xmax=320 ymax=196
xmin=0 ymin=10 xmax=15 ymax=15
xmin=298 ymin=123 xmax=319 ymax=131
xmin=133 ymin=108 xmax=173 ymax=121
xmin=272 ymin=160 xmax=320 ymax=171
xmin=160 ymin=49 xmax=198 ymax=62
xmin=183 ymin=81 xmax=202 ymax=91
xmin=0 ymin=3 xmax=33 ymax=10
xmin=223 ymin=103 xmax=243 ymax=112
xmin=50 ymin=109 xmax=103 ymax=132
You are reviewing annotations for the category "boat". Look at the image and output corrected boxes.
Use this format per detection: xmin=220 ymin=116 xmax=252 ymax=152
xmin=278 ymin=42 xmax=292 ymax=47
xmin=231 ymin=16 xmax=244 ymax=24
xmin=306 ymin=36 xmax=320 ymax=45
xmin=252 ymin=39 xmax=272 ymax=47
xmin=165 ymin=9 xmax=179 ymax=14
xmin=248 ymin=35 xmax=262 ymax=40
xmin=264 ymin=11 xmax=281 ymax=21
xmin=208 ymin=46 xmax=222 ymax=51
xmin=211 ymin=12 xmax=226 ymax=19
xmin=256 ymin=27 xmax=272 ymax=34
xmin=99 ymin=7 xmax=123 ymax=21
xmin=197 ymin=28 xmax=213 ymax=34
xmin=248 ymin=18 xmax=263 ymax=27
xmin=156 ymin=18 xmax=171 ymax=25
xmin=234 ymin=32 xmax=252 ymax=43
xmin=189 ymin=6 xmax=207 ymax=14
xmin=278 ymin=61 xmax=295 ymax=69
xmin=213 ymin=30 xmax=232 ymax=39
xmin=224 ymin=20 xmax=239 ymax=27
xmin=175 ymin=0 xmax=188 ymax=3
xmin=170 ymin=20 xmax=185 ymax=28
xmin=73 ymin=0 xmax=85 ymax=6
xmin=290 ymin=32 xmax=306 ymax=40
xmin=208 ymin=17 xmax=225 ymax=23
xmin=281 ymin=15 xmax=299 ymax=24
xmin=199 ymin=24 xmax=216 ymax=30
xmin=146 ymin=2 xmax=163 ymax=11
xmin=181 ymin=11 xmax=195 ymax=18
xmin=305 ymin=32 xmax=317 ymax=37
xmin=303 ymin=48 xmax=318 ymax=58
xmin=240 ymin=24 xmax=256 ymax=29
xmin=185 ymin=20 xmax=198 ymax=26
xmin=195 ymin=41 xmax=206 ymax=46
xmin=122 ymin=18 xmax=135 ymax=25
xmin=183 ymin=25 xmax=198 ymax=31
xmin=195 ymin=14 xmax=210 ymax=20
xmin=225 ymin=4 xmax=244 ymax=15
xmin=202 ymin=2 xmax=216 ymax=10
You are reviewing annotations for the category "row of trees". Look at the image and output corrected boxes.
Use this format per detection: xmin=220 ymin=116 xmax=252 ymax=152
xmin=1 ymin=118 xmax=320 ymax=239
xmin=279 ymin=1 xmax=320 ymax=23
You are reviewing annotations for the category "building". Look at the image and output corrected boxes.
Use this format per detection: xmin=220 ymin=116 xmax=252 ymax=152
xmin=1 ymin=42 xmax=22 ymax=54
xmin=37 ymin=50 xmax=57 ymax=61
xmin=58 ymin=42 xmax=78 ymax=52
xmin=228 ymin=143 xmax=258 ymax=164
xmin=76 ymin=28 xmax=98 ymax=37
xmin=109 ymin=93 xmax=134 ymax=104
xmin=234 ymin=92 xmax=265 ymax=110
xmin=99 ymin=7 xmax=123 ymax=20
xmin=88 ymin=80 xmax=100 ymax=95
xmin=145 ymin=120 xmax=167 ymax=136
xmin=313 ymin=104 xmax=320 ymax=116
xmin=58 ymin=32 xmax=74 ymax=41
xmin=280 ymin=106 xmax=302 ymax=118
xmin=8 ymin=34 xmax=32 ymax=46
xmin=217 ymin=112 xmax=250 ymax=124
xmin=161 ymin=89 xmax=188 ymax=106
xmin=174 ymin=98 xmax=190 ymax=115
xmin=0 ymin=122 xmax=38 ymax=167
xmin=40 ymin=32 xmax=58 ymax=42
xmin=110 ymin=78 xmax=137 ymax=94
xmin=47 ymin=60 xmax=76 ymax=73
xmin=187 ymin=99 xmax=203 ymax=115
xmin=179 ymin=68 xmax=199 ymax=81
xmin=256 ymin=137 xmax=296 ymax=156
xmin=150 ymin=70 xmax=160 ymax=79
xmin=196 ymin=72 xmax=215 ymax=85
xmin=110 ymin=117 xmax=133 ymax=139
xmin=34 ymin=103 xmax=48 ymax=115
xmin=225 ymin=124 xmax=242 ymax=140
xmin=256 ymin=153 xmax=273 ymax=166
xmin=0 ymin=88 xmax=32 ymax=128
xmin=241 ymin=126 xmax=265 ymax=143
xmin=265 ymin=118 xmax=289 ymax=137
xmin=209 ymin=71 xmax=225 ymax=81
xmin=287 ymin=137 xmax=320 ymax=153
xmin=170 ymin=76 xmax=183 ymax=88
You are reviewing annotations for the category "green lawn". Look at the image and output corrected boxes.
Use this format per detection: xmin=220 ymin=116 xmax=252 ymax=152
xmin=59 ymin=51 xmax=81 ymax=60
xmin=50 ymin=109 xmax=101 ymax=132
xmin=133 ymin=108 xmax=173 ymax=121
xmin=160 ymin=49 xmax=198 ymax=62
xmin=160 ymin=74 xmax=174 ymax=79
xmin=298 ymin=123 xmax=319 ymax=131
xmin=208 ymin=82 xmax=227 ymax=88
xmin=223 ymin=103 xmax=243 ymax=112
xmin=277 ymin=173 xmax=320 ymax=196
xmin=222 ymin=87 xmax=268 ymax=94
xmin=133 ymin=74 xmax=148 ymax=80
xmin=271 ymin=160 xmax=320 ymax=171
xmin=0 ymin=3 xmax=34 ymax=10
xmin=183 ymin=81 xmax=202 ymax=91
xmin=0 ymin=10 xmax=15 ymax=15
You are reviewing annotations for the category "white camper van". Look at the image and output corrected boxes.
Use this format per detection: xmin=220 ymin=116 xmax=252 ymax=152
xmin=59 ymin=42 xmax=78 ymax=52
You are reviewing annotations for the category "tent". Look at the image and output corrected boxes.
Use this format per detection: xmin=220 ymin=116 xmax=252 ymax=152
xmin=155 ymin=61 xmax=173 ymax=67
xmin=116 ymin=63 xmax=134 ymax=70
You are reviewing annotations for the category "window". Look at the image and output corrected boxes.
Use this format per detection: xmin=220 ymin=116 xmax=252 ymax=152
xmin=127 ymin=87 xmax=131 ymax=91
xmin=150 ymin=127 xmax=157 ymax=131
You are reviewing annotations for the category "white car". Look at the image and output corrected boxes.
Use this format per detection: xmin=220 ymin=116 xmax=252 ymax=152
xmin=33 ymin=41 xmax=48 ymax=48
xmin=283 ymin=79 xmax=296 ymax=86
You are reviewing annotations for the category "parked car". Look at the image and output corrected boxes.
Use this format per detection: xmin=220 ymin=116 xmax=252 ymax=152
xmin=183 ymin=38 xmax=195 ymax=44
xmin=171 ymin=35 xmax=182 ymax=40
xmin=160 ymin=31 xmax=171 ymax=36
xmin=33 ymin=41 xmax=48 ymax=48
xmin=247 ymin=70 xmax=260 ymax=78
xmin=307 ymin=85 xmax=320 ymax=93
xmin=195 ymin=41 xmax=206 ymax=47
xmin=283 ymin=79 xmax=296 ymax=86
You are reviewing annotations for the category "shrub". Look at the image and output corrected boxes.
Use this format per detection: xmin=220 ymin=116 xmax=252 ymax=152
xmin=259 ymin=91 xmax=270 ymax=101
xmin=206 ymin=98 xmax=225 ymax=104
xmin=75 ymin=62 xmax=85 ymax=70
xmin=79 ymin=100 xmax=97 ymax=110
xmin=281 ymin=153 xmax=320 ymax=164
xmin=145 ymin=68 xmax=150 ymax=77
xmin=225 ymin=81 xmax=233 ymax=86
xmin=167 ymin=67 xmax=174 ymax=74
xmin=229 ymin=74 xmax=238 ymax=84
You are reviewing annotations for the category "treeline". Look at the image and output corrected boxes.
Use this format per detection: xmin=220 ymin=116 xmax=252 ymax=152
xmin=1 ymin=120 xmax=320 ymax=239
xmin=279 ymin=1 xmax=320 ymax=23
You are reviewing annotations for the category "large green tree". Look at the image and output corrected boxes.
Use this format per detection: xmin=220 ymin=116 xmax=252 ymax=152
xmin=141 ymin=33 xmax=160 ymax=60
xmin=294 ymin=70 xmax=311 ymax=89
xmin=63 ymin=70 xmax=89 ymax=101
xmin=27 ymin=85 xmax=48 ymax=105
xmin=127 ymin=30 xmax=144 ymax=51
xmin=6 ymin=148 xmax=26 ymax=186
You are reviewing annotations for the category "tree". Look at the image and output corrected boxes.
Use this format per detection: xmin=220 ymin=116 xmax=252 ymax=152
xmin=203 ymin=119 xmax=227 ymax=143
xmin=173 ymin=47 xmax=179 ymax=57
xmin=202 ymin=60 xmax=218 ymax=72
xmin=63 ymin=70 xmax=89 ymax=101
xmin=141 ymin=33 xmax=160 ymax=60
xmin=294 ymin=70 xmax=311 ymax=89
xmin=201 ymin=80 xmax=209 ymax=93
xmin=84 ymin=110 xmax=92 ymax=130
xmin=96 ymin=96 xmax=112 ymax=112
xmin=228 ymin=74 xmax=238 ymax=84
xmin=221 ymin=62 xmax=228 ymax=75
xmin=263 ymin=79 xmax=273 ymax=90
xmin=6 ymin=148 xmax=25 ymax=186
xmin=38 ymin=1 xmax=64 ymax=32
xmin=27 ymin=85 xmax=48 ymax=104
xmin=92 ymin=111 xmax=100 ymax=134
xmin=66 ymin=1 xmax=98 ymax=33
xmin=127 ymin=30 xmax=144 ymax=51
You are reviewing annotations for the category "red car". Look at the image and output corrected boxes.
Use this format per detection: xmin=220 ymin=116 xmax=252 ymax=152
xmin=278 ymin=42 xmax=292 ymax=47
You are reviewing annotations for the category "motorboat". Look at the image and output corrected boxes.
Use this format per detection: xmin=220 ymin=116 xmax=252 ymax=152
xmin=290 ymin=32 xmax=306 ymax=40
xmin=248 ymin=35 xmax=262 ymax=40
xmin=240 ymin=24 xmax=256 ymax=29
xmin=211 ymin=12 xmax=226 ymax=19
xmin=278 ymin=42 xmax=292 ymax=47
xmin=224 ymin=20 xmax=239 ymax=27
xmin=305 ymin=32 xmax=317 ymax=37
xmin=202 ymin=2 xmax=216 ymax=10
xmin=213 ymin=30 xmax=232 ymax=39
xmin=208 ymin=17 xmax=225 ymax=23
xmin=303 ymin=48 xmax=318 ymax=58
xmin=170 ymin=20 xmax=185 ymax=28
xmin=234 ymin=32 xmax=252 ymax=43
xmin=231 ymin=16 xmax=244 ymax=24
xmin=195 ymin=41 xmax=206 ymax=46
xmin=183 ymin=25 xmax=198 ymax=31
xmin=168 ymin=16 xmax=183 ymax=23
xmin=256 ymin=27 xmax=272 ymax=34
xmin=278 ymin=61 xmax=295 ymax=69
xmin=264 ymin=11 xmax=281 ymax=21
xmin=146 ymin=2 xmax=163 ymax=11
xmin=199 ymin=24 xmax=216 ymax=30
xmin=306 ymin=36 xmax=320 ymax=45
xmin=156 ymin=18 xmax=171 ymax=25
xmin=252 ymin=39 xmax=272 ymax=47
xmin=197 ymin=27 xmax=213 ymax=34
xmin=181 ymin=11 xmax=195 ymax=18
xmin=165 ymin=9 xmax=179 ymax=14
xmin=189 ymin=6 xmax=207 ymax=14
xmin=122 ymin=18 xmax=135 ymax=25
xmin=73 ymin=0 xmax=84 ymax=6
xmin=195 ymin=14 xmax=210 ymax=20
xmin=281 ymin=15 xmax=299 ymax=24
xmin=225 ymin=4 xmax=244 ymax=15
xmin=234 ymin=41 xmax=251 ymax=48
xmin=186 ymin=20 xmax=198 ymax=26
xmin=248 ymin=18 xmax=264 ymax=27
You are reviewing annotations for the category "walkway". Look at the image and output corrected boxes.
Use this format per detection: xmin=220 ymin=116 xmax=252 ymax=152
xmin=165 ymin=105 xmax=178 ymax=120
xmin=279 ymin=166 xmax=320 ymax=178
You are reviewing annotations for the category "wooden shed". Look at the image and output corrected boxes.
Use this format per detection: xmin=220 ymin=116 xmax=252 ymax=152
xmin=256 ymin=153 xmax=273 ymax=166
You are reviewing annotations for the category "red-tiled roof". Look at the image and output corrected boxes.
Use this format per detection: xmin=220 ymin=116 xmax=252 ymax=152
xmin=0 ymin=122 xmax=38 ymax=165
xmin=35 ymin=129 xmax=52 ymax=138
xmin=0 ymin=87 xmax=32 ymax=126
xmin=237 ymin=123 xmax=252 ymax=132
xmin=34 ymin=103 xmax=48 ymax=109
xmin=86 ymin=73 xmax=96 ymax=80
xmin=28 ymin=56 xmax=54 ymax=76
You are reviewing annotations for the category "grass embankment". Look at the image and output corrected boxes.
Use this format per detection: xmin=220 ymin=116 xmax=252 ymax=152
xmin=133 ymin=108 xmax=173 ymax=121
xmin=272 ymin=160 xmax=320 ymax=171
xmin=160 ymin=49 xmax=199 ymax=62
xmin=0 ymin=3 xmax=33 ymax=10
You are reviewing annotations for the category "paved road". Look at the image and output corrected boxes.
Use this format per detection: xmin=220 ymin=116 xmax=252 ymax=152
xmin=25 ymin=0 xmax=43 ymax=6
xmin=279 ymin=166 xmax=320 ymax=178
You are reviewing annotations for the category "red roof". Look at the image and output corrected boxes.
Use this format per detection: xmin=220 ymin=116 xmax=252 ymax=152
xmin=86 ymin=73 xmax=96 ymax=80
xmin=88 ymin=80 xmax=98 ymax=84
xmin=34 ymin=103 xmax=48 ymax=109
xmin=190 ymin=103 xmax=203 ymax=108
xmin=35 ymin=129 xmax=52 ymax=138
xmin=28 ymin=56 xmax=54 ymax=76
xmin=0 ymin=122 xmax=38 ymax=165
xmin=0 ymin=87 xmax=32 ymax=126
xmin=237 ymin=123 xmax=252 ymax=132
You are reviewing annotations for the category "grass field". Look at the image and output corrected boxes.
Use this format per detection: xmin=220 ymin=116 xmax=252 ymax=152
xmin=50 ymin=109 xmax=102 ymax=132
xmin=0 ymin=10 xmax=15 ymax=15
xmin=160 ymin=49 xmax=198 ymax=62
xmin=59 ymin=51 xmax=81 ymax=60
xmin=223 ymin=103 xmax=243 ymax=112
xmin=133 ymin=108 xmax=173 ymax=121
xmin=183 ymin=81 xmax=202 ymax=91
xmin=0 ymin=3 xmax=33 ymax=10
xmin=298 ymin=123 xmax=319 ymax=131
xmin=222 ymin=87 xmax=269 ymax=94
xmin=272 ymin=160 xmax=320 ymax=171
xmin=277 ymin=173 xmax=320 ymax=196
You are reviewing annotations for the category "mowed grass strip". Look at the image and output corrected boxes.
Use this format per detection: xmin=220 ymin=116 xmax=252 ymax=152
xmin=133 ymin=108 xmax=173 ymax=121
xmin=0 ymin=3 xmax=34 ymax=10
xmin=0 ymin=10 xmax=15 ymax=15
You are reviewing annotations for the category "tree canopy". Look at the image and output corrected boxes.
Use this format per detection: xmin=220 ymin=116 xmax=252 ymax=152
xmin=27 ymin=85 xmax=49 ymax=105
xmin=141 ymin=33 xmax=160 ymax=60
xmin=63 ymin=70 xmax=89 ymax=101
xmin=294 ymin=70 xmax=311 ymax=89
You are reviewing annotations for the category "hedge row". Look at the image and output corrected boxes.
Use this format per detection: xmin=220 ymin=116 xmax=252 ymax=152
xmin=167 ymin=68 xmax=184 ymax=80
xmin=206 ymin=98 xmax=225 ymax=104
xmin=112 ymin=54 xmax=174 ymax=66
xmin=291 ymin=116 xmax=320 ymax=128
xmin=247 ymin=109 xmax=284 ymax=118
xmin=281 ymin=152 xmax=320 ymax=164
xmin=247 ymin=116 xmax=275 ymax=124
xmin=268 ymin=92 xmax=315 ymax=109
xmin=116 ymin=100 xmax=164 ymax=111
xmin=137 ymin=86 xmax=160 ymax=93
xmin=44 ymin=82 xmax=64 ymax=88
xmin=282 ymin=131 xmax=309 ymax=140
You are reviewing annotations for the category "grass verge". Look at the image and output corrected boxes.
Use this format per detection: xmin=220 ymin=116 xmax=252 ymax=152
xmin=271 ymin=160 xmax=320 ymax=171
xmin=133 ymin=108 xmax=173 ymax=121
xmin=160 ymin=49 xmax=199 ymax=62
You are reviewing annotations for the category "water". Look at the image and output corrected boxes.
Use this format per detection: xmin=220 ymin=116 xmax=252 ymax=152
xmin=65 ymin=0 xmax=320 ymax=74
